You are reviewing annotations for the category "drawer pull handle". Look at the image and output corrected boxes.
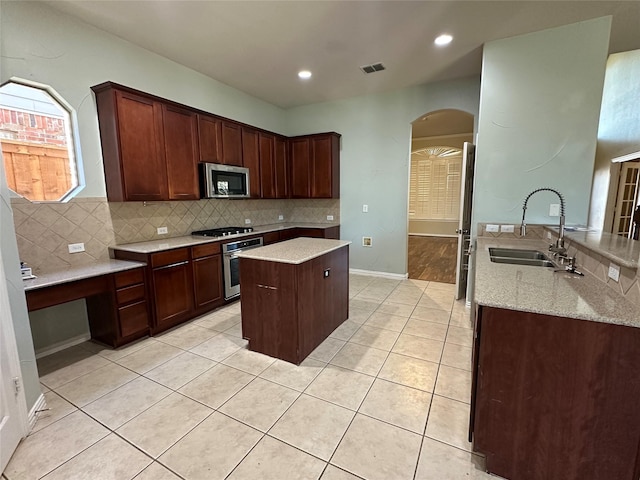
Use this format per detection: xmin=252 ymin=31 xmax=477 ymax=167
xmin=156 ymin=260 xmax=189 ymax=270
xmin=257 ymin=284 xmax=277 ymax=290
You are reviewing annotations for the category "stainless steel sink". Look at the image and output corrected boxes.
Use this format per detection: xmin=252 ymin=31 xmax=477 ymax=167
xmin=489 ymin=248 xmax=556 ymax=267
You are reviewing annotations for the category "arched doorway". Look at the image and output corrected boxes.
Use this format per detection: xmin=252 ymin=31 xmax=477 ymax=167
xmin=408 ymin=109 xmax=474 ymax=284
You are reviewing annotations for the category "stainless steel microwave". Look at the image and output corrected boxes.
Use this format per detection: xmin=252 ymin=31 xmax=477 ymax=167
xmin=199 ymin=163 xmax=250 ymax=199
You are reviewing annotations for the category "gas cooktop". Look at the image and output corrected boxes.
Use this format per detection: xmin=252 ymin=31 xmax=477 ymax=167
xmin=191 ymin=226 xmax=254 ymax=237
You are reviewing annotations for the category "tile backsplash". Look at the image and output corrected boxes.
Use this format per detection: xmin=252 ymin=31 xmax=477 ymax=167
xmin=12 ymin=197 xmax=339 ymax=274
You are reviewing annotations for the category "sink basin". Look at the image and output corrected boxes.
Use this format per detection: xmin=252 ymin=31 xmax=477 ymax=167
xmin=489 ymin=248 xmax=556 ymax=267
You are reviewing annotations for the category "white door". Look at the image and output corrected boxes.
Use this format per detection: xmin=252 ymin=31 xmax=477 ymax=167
xmin=455 ymin=142 xmax=476 ymax=300
xmin=0 ymin=247 xmax=28 ymax=472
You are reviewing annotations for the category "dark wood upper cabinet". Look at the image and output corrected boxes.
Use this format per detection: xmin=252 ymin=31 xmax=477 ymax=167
xmin=259 ymin=133 xmax=276 ymax=198
xmin=94 ymin=87 xmax=168 ymax=201
xmin=221 ymin=121 xmax=243 ymax=166
xmin=289 ymin=133 xmax=340 ymax=199
xmin=290 ymin=137 xmax=311 ymax=198
xmin=197 ymin=114 xmax=222 ymax=163
xmin=241 ymin=127 xmax=261 ymax=197
xmin=162 ymin=104 xmax=199 ymax=200
xmin=274 ymin=136 xmax=289 ymax=198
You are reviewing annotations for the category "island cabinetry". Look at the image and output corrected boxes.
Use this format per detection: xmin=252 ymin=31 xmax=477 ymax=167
xmin=471 ymin=306 xmax=640 ymax=480
xmin=192 ymin=243 xmax=224 ymax=313
xmin=289 ymin=133 xmax=340 ymax=199
xmin=240 ymin=242 xmax=349 ymax=364
xmin=241 ymin=127 xmax=261 ymax=197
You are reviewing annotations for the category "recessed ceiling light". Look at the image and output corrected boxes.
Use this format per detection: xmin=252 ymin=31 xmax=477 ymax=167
xmin=434 ymin=34 xmax=453 ymax=46
xmin=298 ymin=70 xmax=312 ymax=79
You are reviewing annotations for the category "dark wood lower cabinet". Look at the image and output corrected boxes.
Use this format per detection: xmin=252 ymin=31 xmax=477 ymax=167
xmin=192 ymin=244 xmax=224 ymax=313
xmin=471 ymin=306 xmax=640 ymax=480
xmin=151 ymin=260 xmax=194 ymax=334
xmin=240 ymin=245 xmax=348 ymax=364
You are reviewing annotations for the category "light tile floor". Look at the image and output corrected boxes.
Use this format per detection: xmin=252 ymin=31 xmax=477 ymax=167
xmin=3 ymin=274 xmax=496 ymax=480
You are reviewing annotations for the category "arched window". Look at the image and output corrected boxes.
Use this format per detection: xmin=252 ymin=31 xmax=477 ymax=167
xmin=409 ymin=146 xmax=462 ymax=220
xmin=0 ymin=79 xmax=84 ymax=202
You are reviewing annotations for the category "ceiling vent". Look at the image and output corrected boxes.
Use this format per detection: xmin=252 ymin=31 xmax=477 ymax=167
xmin=360 ymin=63 xmax=386 ymax=74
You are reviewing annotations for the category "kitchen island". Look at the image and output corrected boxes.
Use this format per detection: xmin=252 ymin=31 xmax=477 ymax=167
xmin=237 ymin=237 xmax=350 ymax=364
xmin=471 ymin=236 xmax=640 ymax=480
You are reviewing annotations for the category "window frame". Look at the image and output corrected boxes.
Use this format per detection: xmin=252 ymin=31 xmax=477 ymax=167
xmin=0 ymin=77 xmax=85 ymax=203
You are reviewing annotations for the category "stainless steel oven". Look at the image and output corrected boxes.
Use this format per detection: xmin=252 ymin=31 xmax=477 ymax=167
xmin=222 ymin=236 xmax=263 ymax=299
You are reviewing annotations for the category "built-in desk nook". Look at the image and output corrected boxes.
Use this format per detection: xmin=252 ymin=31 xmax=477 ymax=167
xmin=238 ymin=237 xmax=350 ymax=364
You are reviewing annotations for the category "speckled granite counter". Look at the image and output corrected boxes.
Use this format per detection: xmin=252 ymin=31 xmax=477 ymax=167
xmin=112 ymin=223 xmax=340 ymax=254
xmin=23 ymin=259 xmax=146 ymax=291
xmin=237 ymin=238 xmax=351 ymax=264
xmin=475 ymin=237 xmax=640 ymax=328
xmin=546 ymin=226 xmax=640 ymax=269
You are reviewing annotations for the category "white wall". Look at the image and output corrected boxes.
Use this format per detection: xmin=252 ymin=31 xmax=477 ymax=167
xmin=286 ymin=78 xmax=480 ymax=275
xmin=590 ymin=49 xmax=640 ymax=231
xmin=474 ymin=17 xmax=611 ymax=230
xmin=0 ymin=1 xmax=288 ymax=198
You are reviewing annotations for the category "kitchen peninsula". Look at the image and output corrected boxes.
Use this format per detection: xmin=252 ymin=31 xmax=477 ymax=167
xmin=238 ymin=237 xmax=350 ymax=364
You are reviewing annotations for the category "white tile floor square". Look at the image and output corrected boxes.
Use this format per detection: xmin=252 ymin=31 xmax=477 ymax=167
xmin=3 ymin=275 xmax=494 ymax=480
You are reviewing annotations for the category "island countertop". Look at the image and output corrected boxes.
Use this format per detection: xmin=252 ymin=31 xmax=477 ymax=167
xmin=475 ymin=237 xmax=640 ymax=328
xmin=236 ymin=238 xmax=351 ymax=264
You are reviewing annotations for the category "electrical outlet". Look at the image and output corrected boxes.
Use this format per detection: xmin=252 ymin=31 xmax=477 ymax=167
xmin=362 ymin=236 xmax=372 ymax=247
xmin=362 ymin=204 xmax=369 ymax=213
xmin=278 ymin=214 xmax=284 ymax=221
xmin=68 ymin=243 xmax=85 ymax=253
xmin=549 ymin=204 xmax=560 ymax=217
xmin=608 ymin=263 xmax=620 ymax=282
xmin=245 ymin=218 xmax=251 ymax=224
xmin=546 ymin=231 xmax=553 ymax=240
xmin=157 ymin=226 xmax=168 ymax=235
xmin=327 ymin=215 xmax=334 ymax=221
xmin=500 ymin=224 xmax=515 ymax=233
xmin=485 ymin=224 xmax=499 ymax=233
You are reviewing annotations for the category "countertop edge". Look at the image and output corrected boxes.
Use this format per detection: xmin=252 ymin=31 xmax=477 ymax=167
xmin=237 ymin=238 xmax=351 ymax=264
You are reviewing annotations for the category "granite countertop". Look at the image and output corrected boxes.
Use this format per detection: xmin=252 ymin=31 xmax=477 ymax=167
xmin=475 ymin=237 xmax=640 ymax=328
xmin=545 ymin=227 xmax=640 ymax=269
xmin=112 ymin=222 xmax=340 ymax=254
xmin=23 ymin=259 xmax=147 ymax=291
xmin=236 ymin=238 xmax=351 ymax=264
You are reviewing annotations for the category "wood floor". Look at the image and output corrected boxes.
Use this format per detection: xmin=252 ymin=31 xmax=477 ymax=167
xmin=408 ymin=235 xmax=458 ymax=284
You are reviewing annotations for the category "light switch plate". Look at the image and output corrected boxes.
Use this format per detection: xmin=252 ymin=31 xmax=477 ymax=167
xmin=486 ymin=224 xmax=499 ymax=233
xmin=68 ymin=243 xmax=85 ymax=253
xmin=549 ymin=204 xmax=560 ymax=217
xmin=500 ymin=224 xmax=515 ymax=233
xmin=608 ymin=263 xmax=620 ymax=282
xmin=157 ymin=226 xmax=168 ymax=235
xmin=327 ymin=215 xmax=334 ymax=221
xmin=278 ymin=215 xmax=284 ymax=221
xmin=244 ymin=218 xmax=251 ymax=224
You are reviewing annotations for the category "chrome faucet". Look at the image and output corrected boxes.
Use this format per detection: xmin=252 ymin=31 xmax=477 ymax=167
xmin=520 ymin=187 xmax=566 ymax=256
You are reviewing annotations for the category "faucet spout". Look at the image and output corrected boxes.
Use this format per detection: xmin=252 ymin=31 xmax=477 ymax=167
xmin=520 ymin=188 xmax=566 ymax=254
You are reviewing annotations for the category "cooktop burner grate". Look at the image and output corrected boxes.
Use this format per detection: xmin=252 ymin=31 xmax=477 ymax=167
xmin=191 ymin=226 xmax=254 ymax=237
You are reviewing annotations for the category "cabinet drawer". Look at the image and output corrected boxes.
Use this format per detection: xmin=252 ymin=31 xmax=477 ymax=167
xmin=151 ymin=248 xmax=189 ymax=268
xmin=192 ymin=242 xmax=220 ymax=259
xmin=116 ymin=284 xmax=145 ymax=305
xmin=118 ymin=301 xmax=149 ymax=338
xmin=114 ymin=268 xmax=144 ymax=288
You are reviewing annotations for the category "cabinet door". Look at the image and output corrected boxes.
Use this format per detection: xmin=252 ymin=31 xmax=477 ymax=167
xmin=259 ymin=133 xmax=275 ymax=198
xmin=290 ymin=138 xmax=311 ymax=198
xmin=152 ymin=261 xmax=193 ymax=330
xmin=311 ymin=134 xmax=339 ymax=198
xmin=193 ymin=254 xmax=223 ymax=311
xmin=198 ymin=114 xmax=222 ymax=163
xmin=221 ymin=121 xmax=243 ymax=166
xmin=241 ymin=128 xmax=261 ymax=197
xmin=115 ymin=90 xmax=168 ymax=201
xmin=162 ymin=104 xmax=199 ymax=200
xmin=274 ymin=137 xmax=288 ymax=198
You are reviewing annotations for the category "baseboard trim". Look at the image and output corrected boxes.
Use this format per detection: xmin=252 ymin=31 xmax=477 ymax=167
xmin=408 ymin=233 xmax=458 ymax=238
xmin=28 ymin=393 xmax=47 ymax=433
xmin=35 ymin=333 xmax=91 ymax=359
xmin=349 ymin=268 xmax=408 ymax=280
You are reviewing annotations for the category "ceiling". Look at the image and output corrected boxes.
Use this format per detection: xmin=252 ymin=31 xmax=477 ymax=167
xmin=44 ymin=1 xmax=640 ymax=109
